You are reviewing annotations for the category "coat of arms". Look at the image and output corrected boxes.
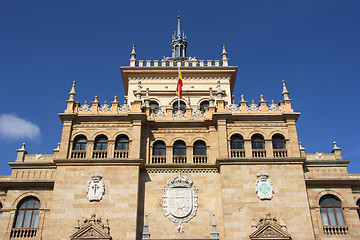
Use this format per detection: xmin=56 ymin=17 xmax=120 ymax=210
xmin=86 ymin=173 xmax=105 ymax=202
xmin=163 ymin=173 xmax=198 ymax=233
xmin=255 ymin=171 xmax=274 ymax=200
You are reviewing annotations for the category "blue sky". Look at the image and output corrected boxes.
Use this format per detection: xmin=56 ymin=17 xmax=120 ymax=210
xmin=0 ymin=0 xmax=359 ymax=175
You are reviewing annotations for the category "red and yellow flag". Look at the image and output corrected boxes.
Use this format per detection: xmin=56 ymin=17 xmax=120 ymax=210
xmin=176 ymin=67 xmax=183 ymax=99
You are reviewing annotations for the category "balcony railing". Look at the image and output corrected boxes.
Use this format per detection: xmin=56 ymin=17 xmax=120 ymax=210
xmin=193 ymin=155 xmax=207 ymax=163
xmin=114 ymin=150 xmax=128 ymax=159
xmin=10 ymin=228 xmax=37 ymax=238
xmin=93 ymin=150 xmax=107 ymax=159
xmin=273 ymin=149 xmax=287 ymax=157
xmin=252 ymin=149 xmax=266 ymax=158
xmin=231 ymin=149 xmax=245 ymax=158
xmin=173 ymin=156 xmax=187 ymax=164
xmin=323 ymin=226 xmax=348 ymax=235
xmin=71 ymin=150 xmax=86 ymax=159
xmin=152 ymin=156 xmax=166 ymax=164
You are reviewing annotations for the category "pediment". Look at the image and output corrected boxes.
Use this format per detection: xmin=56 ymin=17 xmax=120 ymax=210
xmin=250 ymin=220 xmax=291 ymax=240
xmin=70 ymin=223 xmax=111 ymax=240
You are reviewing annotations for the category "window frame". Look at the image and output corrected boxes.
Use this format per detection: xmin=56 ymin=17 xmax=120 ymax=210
xmin=319 ymin=195 xmax=345 ymax=226
xmin=173 ymin=101 xmax=186 ymax=113
xmin=94 ymin=136 xmax=108 ymax=151
xmin=173 ymin=140 xmax=186 ymax=156
xmin=193 ymin=140 xmax=206 ymax=156
xmin=153 ymin=141 xmax=166 ymax=156
xmin=14 ymin=197 xmax=41 ymax=229
xmin=115 ymin=135 xmax=129 ymax=150
xmin=73 ymin=135 xmax=87 ymax=151
xmin=251 ymin=134 xmax=265 ymax=149
xmin=272 ymin=134 xmax=286 ymax=149
xmin=230 ymin=134 xmax=244 ymax=150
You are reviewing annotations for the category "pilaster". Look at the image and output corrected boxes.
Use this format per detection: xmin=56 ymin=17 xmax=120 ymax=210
xmin=57 ymin=121 xmax=73 ymax=159
xmin=130 ymin=120 xmax=142 ymax=158
xmin=217 ymin=119 xmax=228 ymax=158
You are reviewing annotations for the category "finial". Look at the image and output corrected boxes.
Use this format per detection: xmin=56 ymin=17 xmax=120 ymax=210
xmin=56 ymin=143 xmax=60 ymax=150
xmin=299 ymin=142 xmax=306 ymax=151
xmin=94 ymin=96 xmax=98 ymax=102
xmin=136 ymin=81 xmax=142 ymax=100
xmin=232 ymin=95 xmax=235 ymax=104
xmin=142 ymin=214 xmax=150 ymax=239
xmin=113 ymin=96 xmax=118 ymax=102
xmin=332 ymin=141 xmax=341 ymax=150
xmin=130 ymin=44 xmax=136 ymax=59
xmin=209 ymin=87 xmax=215 ymax=107
xmin=211 ymin=214 xmax=219 ymax=240
xmin=282 ymin=80 xmax=290 ymax=100
xmin=177 ymin=14 xmax=181 ymax=38
xmin=241 ymin=95 xmax=245 ymax=101
xmin=222 ymin=44 xmax=228 ymax=59
xmin=20 ymin=142 xmax=26 ymax=150
xmin=68 ymin=80 xmax=76 ymax=101
xmin=260 ymin=95 xmax=264 ymax=101
xmin=216 ymin=80 xmax=223 ymax=99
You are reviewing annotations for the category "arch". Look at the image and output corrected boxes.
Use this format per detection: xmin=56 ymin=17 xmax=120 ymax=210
xmin=251 ymin=134 xmax=265 ymax=149
xmin=90 ymin=131 xmax=109 ymax=140
xmin=230 ymin=134 xmax=244 ymax=149
xmin=199 ymin=100 xmax=209 ymax=113
xmin=272 ymin=134 xmax=286 ymax=149
xmin=153 ymin=140 xmax=166 ymax=156
xmin=94 ymin=135 xmax=108 ymax=150
xmin=12 ymin=192 xmax=46 ymax=209
xmin=115 ymin=135 xmax=129 ymax=150
xmin=14 ymin=196 xmax=41 ymax=229
xmin=173 ymin=140 xmax=186 ymax=156
xmin=314 ymin=190 xmax=346 ymax=204
xmin=169 ymin=98 xmax=189 ymax=107
xmin=73 ymin=135 xmax=87 ymax=150
xmin=190 ymin=137 xmax=208 ymax=145
xmin=193 ymin=140 xmax=206 ymax=156
xmin=269 ymin=130 xmax=287 ymax=140
xmin=72 ymin=132 xmax=90 ymax=140
xmin=319 ymin=194 xmax=345 ymax=226
xmin=171 ymin=137 xmax=188 ymax=145
xmin=149 ymin=101 xmax=160 ymax=114
xmin=172 ymin=101 xmax=186 ymax=113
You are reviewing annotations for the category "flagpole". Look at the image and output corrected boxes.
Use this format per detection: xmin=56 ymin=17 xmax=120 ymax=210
xmin=178 ymin=67 xmax=180 ymax=111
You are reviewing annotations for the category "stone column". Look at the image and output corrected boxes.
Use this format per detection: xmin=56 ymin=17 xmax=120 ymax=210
xmin=244 ymin=139 xmax=252 ymax=157
xmin=186 ymin=146 xmax=193 ymax=163
xmin=166 ymin=145 xmax=172 ymax=164
xmin=108 ymin=140 xmax=115 ymax=159
xmin=86 ymin=140 xmax=94 ymax=159
xmin=286 ymin=119 xmax=300 ymax=157
xmin=265 ymin=139 xmax=273 ymax=158
xmin=130 ymin=120 xmax=142 ymax=159
xmin=58 ymin=121 xmax=72 ymax=159
xmin=217 ymin=119 xmax=228 ymax=158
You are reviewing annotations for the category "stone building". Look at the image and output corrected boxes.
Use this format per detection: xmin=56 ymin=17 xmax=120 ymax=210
xmin=0 ymin=15 xmax=359 ymax=240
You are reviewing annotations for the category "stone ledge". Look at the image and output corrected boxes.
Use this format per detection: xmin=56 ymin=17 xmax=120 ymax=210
xmin=216 ymin=157 xmax=305 ymax=166
xmin=53 ymin=158 xmax=143 ymax=167
xmin=0 ymin=179 xmax=55 ymax=190
xmin=305 ymin=178 xmax=360 ymax=186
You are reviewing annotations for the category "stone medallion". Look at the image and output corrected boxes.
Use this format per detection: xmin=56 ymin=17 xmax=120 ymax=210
xmin=86 ymin=173 xmax=105 ymax=202
xmin=163 ymin=173 xmax=198 ymax=233
xmin=255 ymin=171 xmax=274 ymax=200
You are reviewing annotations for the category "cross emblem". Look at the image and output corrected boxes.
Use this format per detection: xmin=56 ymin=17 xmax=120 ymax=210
xmin=92 ymin=184 xmax=99 ymax=195
xmin=259 ymin=183 xmax=271 ymax=194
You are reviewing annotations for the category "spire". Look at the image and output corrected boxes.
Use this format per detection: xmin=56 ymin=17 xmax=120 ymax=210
xmin=130 ymin=44 xmax=136 ymax=59
xmin=282 ymin=80 xmax=290 ymax=100
xmin=222 ymin=44 xmax=228 ymax=59
xmin=210 ymin=214 xmax=219 ymax=240
xmin=171 ymin=14 xmax=188 ymax=58
xmin=142 ymin=215 xmax=150 ymax=240
xmin=221 ymin=44 xmax=229 ymax=66
xmin=68 ymin=80 xmax=76 ymax=101
xmin=177 ymin=14 xmax=181 ymax=38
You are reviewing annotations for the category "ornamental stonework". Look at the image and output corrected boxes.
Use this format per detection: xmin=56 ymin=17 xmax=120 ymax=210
xmin=86 ymin=173 xmax=105 ymax=202
xmin=163 ymin=173 xmax=198 ymax=234
xmin=255 ymin=171 xmax=274 ymax=200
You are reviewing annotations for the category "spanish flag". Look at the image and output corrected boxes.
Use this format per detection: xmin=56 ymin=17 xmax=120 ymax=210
xmin=176 ymin=67 xmax=183 ymax=99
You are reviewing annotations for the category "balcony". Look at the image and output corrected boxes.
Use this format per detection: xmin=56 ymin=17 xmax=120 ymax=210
xmin=252 ymin=149 xmax=266 ymax=158
xmin=114 ymin=150 xmax=128 ymax=159
xmin=173 ymin=156 xmax=187 ymax=164
xmin=231 ymin=149 xmax=245 ymax=158
xmin=323 ymin=226 xmax=348 ymax=235
xmin=273 ymin=149 xmax=287 ymax=157
xmin=71 ymin=150 xmax=86 ymax=159
xmin=93 ymin=150 xmax=107 ymax=159
xmin=193 ymin=155 xmax=207 ymax=163
xmin=10 ymin=228 xmax=37 ymax=238
xmin=152 ymin=156 xmax=166 ymax=164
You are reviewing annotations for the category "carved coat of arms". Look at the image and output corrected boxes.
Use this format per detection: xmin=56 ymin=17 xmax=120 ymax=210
xmin=86 ymin=173 xmax=105 ymax=202
xmin=255 ymin=171 xmax=274 ymax=200
xmin=163 ymin=173 xmax=198 ymax=233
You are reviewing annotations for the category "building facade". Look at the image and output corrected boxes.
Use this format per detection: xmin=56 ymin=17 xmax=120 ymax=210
xmin=0 ymin=16 xmax=359 ymax=240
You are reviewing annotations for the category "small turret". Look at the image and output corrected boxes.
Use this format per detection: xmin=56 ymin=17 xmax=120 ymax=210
xmin=282 ymin=80 xmax=290 ymax=100
xmin=221 ymin=44 xmax=229 ymax=66
xmin=171 ymin=14 xmax=188 ymax=59
xmin=130 ymin=44 xmax=136 ymax=67
xmin=68 ymin=80 xmax=76 ymax=101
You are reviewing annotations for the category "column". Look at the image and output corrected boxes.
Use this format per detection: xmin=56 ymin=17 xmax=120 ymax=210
xmin=217 ymin=119 xmax=228 ymax=158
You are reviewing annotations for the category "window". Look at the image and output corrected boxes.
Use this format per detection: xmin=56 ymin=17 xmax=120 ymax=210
xmin=320 ymin=195 xmax=345 ymax=226
xmin=73 ymin=135 xmax=87 ymax=150
xmin=357 ymin=199 xmax=360 ymax=220
xmin=193 ymin=140 xmax=206 ymax=155
xmin=199 ymin=101 xmax=209 ymax=113
xmin=272 ymin=134 xmax=285 ymax=149
xmin=115 ymin=135 xmax=129 ymax=150
xmin=149 ymin=101 xmax=159 ymax=114
xmin=94 ymin=136 xmax=108 ymax=150
xmin=173 ymin=101 xmax=186 ymax=113
xmin=230 ymin=134 xmax=244 ymax=149
xmin=251 ymin=134 xmax=264 ymax=149
xmin=0 ymin=203 xmax=2 ymax=220
xmin=153 ymin=141 xmax=166 ymax=156
xmin=14 ymin=197 xmax=40 ymax=229
xmin=173 ymin=140 xmax=186 ymax=156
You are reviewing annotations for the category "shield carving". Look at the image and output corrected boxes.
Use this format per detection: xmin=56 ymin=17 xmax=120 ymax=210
xmin=163 ymin=173 xmax=198 ymax=233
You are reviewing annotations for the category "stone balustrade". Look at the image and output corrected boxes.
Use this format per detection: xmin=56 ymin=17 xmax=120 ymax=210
xmin=92 ymin=150 xmax=107 ymax=159
xmin=323 ymin=226 xmax=348 ymax=235
xmin=114 ymin=150 xmax=128 ymax=159
xmin=10 ymin=228 xmax=37 ymax=238
xmin=193 ymin=155 xmax=207 ymax=163
xmin=273 ymin=149 xmax=287 ymax=158
xmin=71 ymin=150 xmax=86 ymax=159
xmin=135 ymin=59 xmax=224 ymax=67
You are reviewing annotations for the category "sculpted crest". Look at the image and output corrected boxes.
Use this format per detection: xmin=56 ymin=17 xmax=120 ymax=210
xmin=86 ymin=173 xmax=105 ymax=202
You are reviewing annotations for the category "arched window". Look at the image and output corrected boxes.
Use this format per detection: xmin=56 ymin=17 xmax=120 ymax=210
xmin=272 ymin=134 xmax=286 ymax=149
xmin=251 ymin=134 xmax=264 ymax=149
xmin=94 ymin=136 xmax=108 ymax=150
xmin=173 ymin=140 xmax=186 ymax=156
xmin=230 ymin=134 xmax=244 ymax=149
xmin=149 ymin=101 xmax=159 ymax=114
xmin=115 ymin=135 xmax=129 ymax=150
xmin=173 ymin=101 xmax=186 ymax=114
xmin=199 ymin=101 xmax=209 ymax=113
xmin=193 ymin=140 xmax=206 ymax=156
xmin=357 ymin=199 xmax=360 ymax=220
xmin=153 ymin=141 xmax=166 ymax=156
xmin=14 ymin=197 xmax=40 ymax=229
xmin=320 ymin=195 xmax=345 ymax=226
xmin=73 ymin=135 xmax=87 ymax=150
